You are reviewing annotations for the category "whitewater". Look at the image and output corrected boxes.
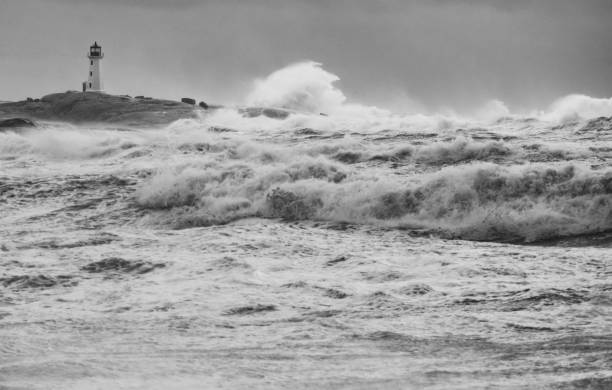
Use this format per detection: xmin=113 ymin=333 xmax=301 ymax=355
xmin=1 ymin=62 xmax=611 ymax=389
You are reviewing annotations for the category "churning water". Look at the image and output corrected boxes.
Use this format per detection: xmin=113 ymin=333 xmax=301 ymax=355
xmin=1 ymin=63 xmax=611 ymax=389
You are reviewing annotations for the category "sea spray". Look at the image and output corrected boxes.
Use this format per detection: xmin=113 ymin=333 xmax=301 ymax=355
xmin=246 ymin=61 xmax=347 ymax=114
xmin=541 ymin=94 xmax=612 ymax=122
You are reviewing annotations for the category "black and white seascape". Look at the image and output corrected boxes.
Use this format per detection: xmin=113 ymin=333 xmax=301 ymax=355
xmin=1 ymin=1 xmax=611 ymax=389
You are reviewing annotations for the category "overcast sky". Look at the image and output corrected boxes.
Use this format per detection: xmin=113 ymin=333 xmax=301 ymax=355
xmin=0 ymin=0 xmax=611 ymax=113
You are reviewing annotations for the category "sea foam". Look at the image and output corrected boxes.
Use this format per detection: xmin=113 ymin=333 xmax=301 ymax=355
xmin=135 ymin=135 xmax=612 ymax=242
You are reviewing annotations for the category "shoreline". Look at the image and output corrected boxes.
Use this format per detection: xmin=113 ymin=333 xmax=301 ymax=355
xmin=0 ymin=91 xmax=211 ymax=127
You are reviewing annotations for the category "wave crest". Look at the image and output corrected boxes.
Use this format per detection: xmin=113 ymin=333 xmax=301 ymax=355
xmin=136 ymin=156 xmax=612 ymax=243
xmin=245 ymin=61 xmax=346 ymax=114
xmin=542 ymin=94 xmax=612 ymax=122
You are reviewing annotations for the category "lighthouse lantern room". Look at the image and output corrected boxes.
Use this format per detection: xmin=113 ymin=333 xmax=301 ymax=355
xmin=83 ymin=42 xmax=104 ymax=92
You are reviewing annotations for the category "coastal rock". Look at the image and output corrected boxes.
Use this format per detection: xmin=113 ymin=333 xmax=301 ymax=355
xmin=0 ymin=92 xmax=201 ymax=126
xmin=0 ymin=118 xmax=36 ymax=129
xmin=181 ymin=97 xmax=196 ymax=105
xmin=199 ymin=101 xmax=208 ymax=109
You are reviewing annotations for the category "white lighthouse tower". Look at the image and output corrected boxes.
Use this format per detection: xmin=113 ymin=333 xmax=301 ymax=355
xmin=83 ymin=42 xmax=104 ymax=92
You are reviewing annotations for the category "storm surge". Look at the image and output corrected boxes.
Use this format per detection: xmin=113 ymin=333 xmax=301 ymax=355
xmin=2 ymin=61 xmax=612 ymax=244
xmin=127 ymin=61 xmax=612 ymax=243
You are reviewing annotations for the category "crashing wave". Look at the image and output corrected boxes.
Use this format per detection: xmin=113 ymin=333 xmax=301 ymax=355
xmin=136 ymin=157 xmax=612 ymax=243
xmin=541 ymin=95 xmax=612 ymax=122
xmin=245 ymin=61 xmax=347 ymax=114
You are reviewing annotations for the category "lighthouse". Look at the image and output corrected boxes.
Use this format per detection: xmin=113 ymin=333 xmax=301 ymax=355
xmin=82 ymin=42 xmax=104 ymax=92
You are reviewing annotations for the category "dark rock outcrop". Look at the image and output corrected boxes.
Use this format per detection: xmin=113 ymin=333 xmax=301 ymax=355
xmin=0 ymin=118 xmax=36 ymax=129
xmin=181 ymin=97 xmax=196 ymax=105
xmin=0 ymin=92 xmax=233 ymax=126
xmin=0 ymin=91 xmax=201 ymax=126
xmin=0 ymin=92 xmax=201 ymax=126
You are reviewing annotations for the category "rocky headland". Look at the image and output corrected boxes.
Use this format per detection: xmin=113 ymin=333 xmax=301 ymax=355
xmin=0 ymin=92 xmax=209 ymax=127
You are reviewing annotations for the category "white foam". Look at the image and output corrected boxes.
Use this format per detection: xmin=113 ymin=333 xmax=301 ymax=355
xmin=246 ymin=61 xmax=346 ymax=114
xmin=540 ymin=94 xmax=612 ymax=122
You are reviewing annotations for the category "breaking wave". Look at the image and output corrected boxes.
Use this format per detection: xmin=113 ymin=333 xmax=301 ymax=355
xmin=246 ymin=61 xmax=347 ymax=114
xmin=199 ymin=62 xmax=612 ymax=136
xmin=0 ymin=124 xmax=143 ymax=159
xmin=327 ymin=136 xmax=514 ymax=165
xmin=541 ymin=94 xmax=612 ymax=122
xmin=135 ymin=146 xmax=612 ymax=242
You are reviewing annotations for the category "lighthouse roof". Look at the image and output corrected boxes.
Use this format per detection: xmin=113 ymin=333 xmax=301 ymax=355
xmin=91 ymin=41 xmax=101 ymax=48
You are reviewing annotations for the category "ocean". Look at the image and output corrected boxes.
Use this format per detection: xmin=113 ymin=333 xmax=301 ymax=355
xmin=1 ymin=63 xmax=611 ymax=389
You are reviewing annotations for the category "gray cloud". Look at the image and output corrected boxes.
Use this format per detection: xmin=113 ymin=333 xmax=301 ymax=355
xmin=1 ymin=0 xmax=611 ymax=112
xmin=48 ymin=0 xmax=205 ymax=7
